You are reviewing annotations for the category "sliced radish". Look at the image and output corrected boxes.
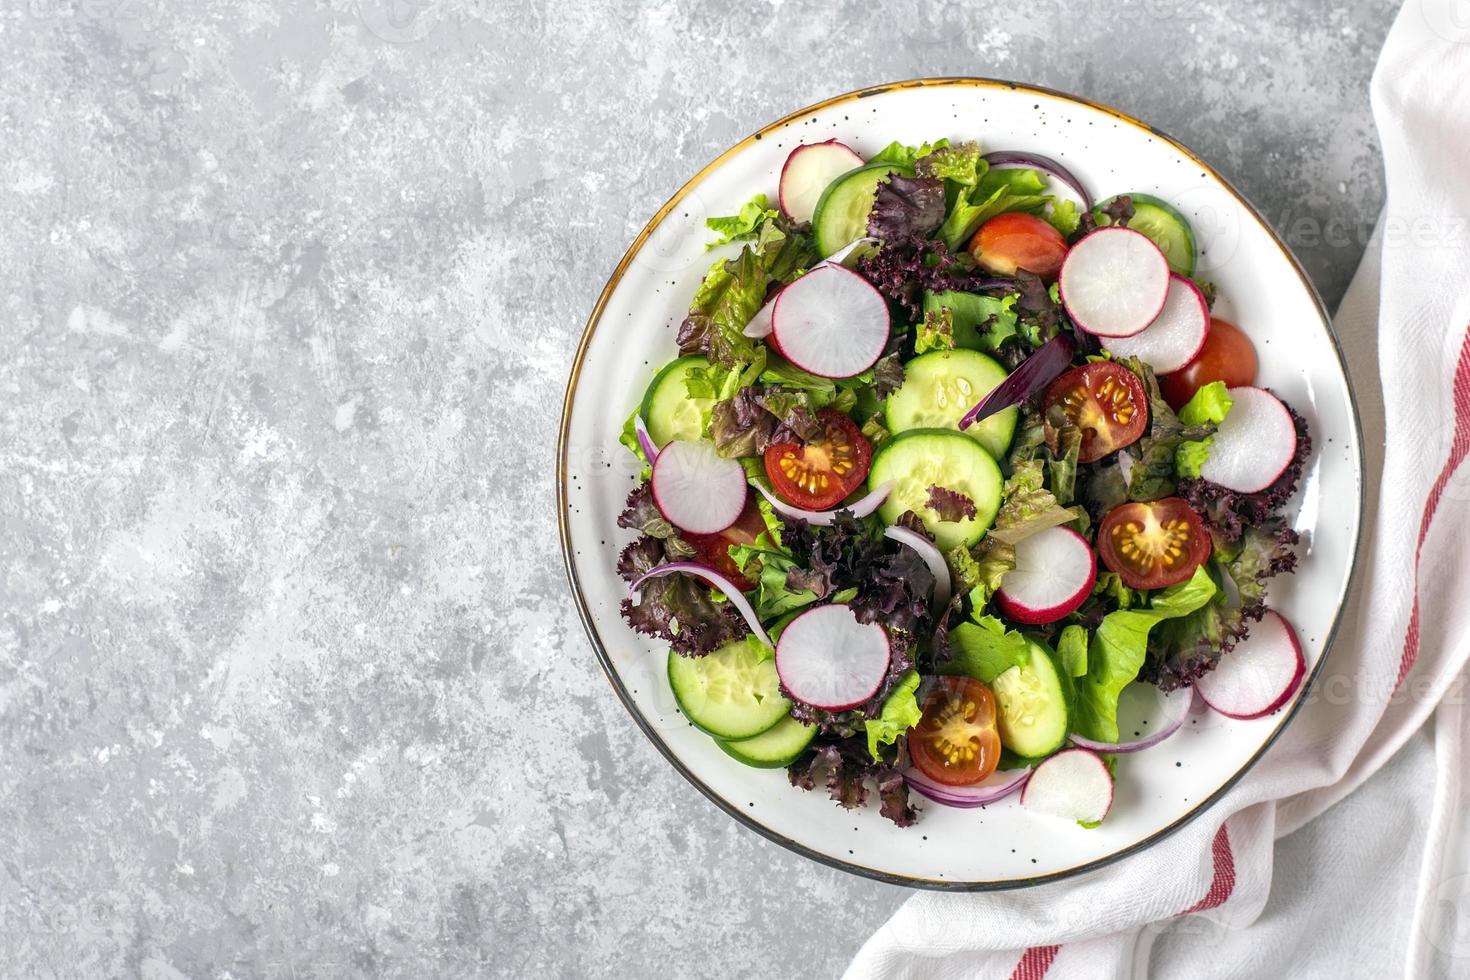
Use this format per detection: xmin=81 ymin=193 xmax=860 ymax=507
xmin=651 ymin=440 xmax=748 ymax=535
xmin=754 ymin=480 xmax=893 ymax=525
xmin=775 ymin=604 xmax=891 ymax=711
xmin=779 ymin=141 xmax=864 ymax=223
xmin=1020 ymin=748 xmax=1114 ymax=825
xmin=1070 ymin=685 xmax=1195 ymax=754
xmin=883 ymin=525 xmax=951 ymax=611
xmin=629 ymin=561 xmax=771 ymax=649
xmin=1198 ymin=387 xmax=1299 ymax=493
xmin=770 ymin=263 xmax=890 ymax=378
xmin=1058 ymin=227 xmax=1170 ymax=338
xmin=903 ymin=765 xmax=1029 ymax=809
xmin=1195 ymin=610 xmax=1305 ymax=719
xmin=995 ymin=526 xmax=1096 ymax=625
xmin=743 ymin=238 xmax=878 ymax=339
xmin=1101 ymin=274 xmax=1210 ymax=373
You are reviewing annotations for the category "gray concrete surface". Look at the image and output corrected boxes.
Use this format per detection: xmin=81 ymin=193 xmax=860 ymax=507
xmin=0 ymin=1 xmax=1396 ymax=977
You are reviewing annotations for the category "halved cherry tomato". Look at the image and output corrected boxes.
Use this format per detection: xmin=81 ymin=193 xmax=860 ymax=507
xmin=1042 ymin=362 xmax=1149 ymax=463
xmin=968 ymin=212 xmax=1069 ymax=280
xmin=1097 ymin=498 xmax=1212 ymax=590
xmin=908 ymin=676 xmax=1002 ymax=786
xmin=684 ymin=498 xmax=767 ymax=591
xmin=764 ymin=408 xmax=871 ymax=511
xmin=1159 ymin=317 xmax=1257 ymax=410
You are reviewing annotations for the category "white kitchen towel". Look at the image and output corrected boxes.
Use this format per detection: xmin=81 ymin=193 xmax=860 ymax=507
xmin=845 ymin=1 xmax=1470 ymax=976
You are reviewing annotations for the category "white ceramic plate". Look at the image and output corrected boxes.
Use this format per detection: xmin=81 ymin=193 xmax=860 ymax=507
xmin=559 ymin=79 xmax=1364 ymax=888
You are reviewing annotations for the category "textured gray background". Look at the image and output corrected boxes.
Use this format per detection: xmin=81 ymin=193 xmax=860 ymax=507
xmin=0 ymin=1 xmax=1397 ymax=978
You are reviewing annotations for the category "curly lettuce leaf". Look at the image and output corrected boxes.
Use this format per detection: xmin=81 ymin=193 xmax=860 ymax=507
xmin=1174 ymin=381 xmax=1233 ymax=478
xmin=1048 ymin=198 xmax=1081 ymax=237
xmin=916 ymin=307 xmax=956 ymax=354
xmin=1074 ymin=567 xmax=1217 ymax=742
xmin=864 ymin=670 xmax=922 ymax=761
xmin=868 ymin=138 xmax=947 ymax=169
xmin=867 ymin=173 xmax=946 ymax=241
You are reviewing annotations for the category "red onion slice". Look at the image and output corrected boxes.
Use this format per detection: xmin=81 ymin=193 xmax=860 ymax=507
xmin=753 ymin=481 xmax=893 ymax=525
xmin=982 ymin=150 xmax=1093 ymax=210
xmin=882 ymin=525 xmax=951 ymax=611
xmin=633 ymin=415 xmax=659 ymax=463
xmin=629 ymin=561 xmax=771 ymax=649
xmin=903 ymin=765 xmax=1030 ymax=809
xmin=1069 ymin=684 xmax=1195 ymax=754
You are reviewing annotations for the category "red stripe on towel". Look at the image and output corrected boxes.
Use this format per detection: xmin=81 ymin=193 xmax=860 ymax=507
xmin=1180 ymin=825 xmax=1236 ymax=915
xmin=1008 ymin=944 xmax=1060 ymax=980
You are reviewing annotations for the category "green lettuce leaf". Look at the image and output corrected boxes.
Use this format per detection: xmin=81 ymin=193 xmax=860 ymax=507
xmin=705 ymin=194 xmax=779 ymax=248
xmin=939 ymin=615 xmax=1032 ymax=683
xmin=923 ymin=290 xmax=1019 ymax=352
xmin=1175 ymin=381 xmax=1233 ymax=478
xmin=1057 ymin=624 xmax=1088 ymax=678
xmin=1048 ymin=198 xmax=1081 ymax=237
xmin=1074 ymin=567 xmax=1217 ymax=742
xmin=869 ymin=139 xmax=948 ymax=169
xmin=938 ymin=166 xmax=1050 ymax=251
xmin=916 ymin=306 xmax=956 ymax=354
xmin=619 ymin=409 xmax=652 ymax=479
xmin=865 ymin=670 xmax=922 ymax=761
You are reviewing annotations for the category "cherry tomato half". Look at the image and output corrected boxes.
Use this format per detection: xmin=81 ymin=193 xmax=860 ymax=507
xmin=1097 ymin=498 xmax=1212 ymax=590
xmin=1159 ymin=317 xmax=1258 ymax=411
xmin=1042 ymin=361 xmax=1149 ymax=463
xmin=764 ymin=408 xmax=871 ymax=511
xmin=684 ymin=498 xmax=767 ymax=591
xmin=968 ymin=212 xmax=1069 ymax=280
xmin=908 ymin=676 xmax=1002 ymax=786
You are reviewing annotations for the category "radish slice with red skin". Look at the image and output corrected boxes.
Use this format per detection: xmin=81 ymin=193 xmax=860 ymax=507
xmin=754 ymin=480 xmax=893 ymax=525
xmin=1070 ymin=685 xmax=1195 ymax=754
xmin=994 ymin=526 xmax=1096 ymax=625
xmin=903 ymin=765 xmax=1030 ymax=809
xmin=1059 ymin=227 xmax=1170 ymax=338
xmin=779 ymin=141 xmax=865 ymax=223
xmin=1195 ymin=610 xmax=1305 ymax=719
xmin=770 ymin=264 xmax=890 ymax=378
xmin=1101 ymin=274 xmax=1211 ymax=373
xmin=633 ymin=416 xmax=659 ymax=464
xmin=775 ymin=604 xmax=891 ymax=711
xmin=1020 ymin=748 xmax=1114 ymax=824
xmin=628 ymin=561 xmax=771 ymax=650
xmin=651 ymin=440 xmax=748 ymax=535
xmin=743 ymin=238 xmax=879 ymax=339
xmin=883 ymin=525 xmax=952 ymax=611
xmin=1198 ymin=387 xmax=1299 ymax=494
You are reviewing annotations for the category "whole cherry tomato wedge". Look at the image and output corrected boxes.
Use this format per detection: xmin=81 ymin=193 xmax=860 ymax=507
xmin=1097 ymin=498 xmax=1212 ymax=590
xmin=684 ymin=498 xmax=767 ymax=591
xmin=968 ymin=212 xmax=1069 ymax=280
xmin=1159 ymin=317 xmax=1258 ymax=410
xmin=763 ymin=408 xmax=871 ymax=511
xmin=1042 ymin=361 xmax=1149 ymax=463
xmin=908 ymin=676 xmax=1002 ymax=786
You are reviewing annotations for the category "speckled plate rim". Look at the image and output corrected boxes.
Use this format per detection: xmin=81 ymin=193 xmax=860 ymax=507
xmin=557 ymin=76 xmax=1367 ymax=890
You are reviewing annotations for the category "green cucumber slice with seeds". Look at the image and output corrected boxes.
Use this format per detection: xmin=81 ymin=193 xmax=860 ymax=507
xmin=640 ymin=354 xmax=714 ymax=448
xmin=868 ymin=428 xmax=1003 ymax=551
xmin=1093 ymin=193 xmax=1197 ymax=277
xmin=884 ymin=348 xmax=1017 ymax=460
xmin=811 ymin=161 xmax=913 ymax=257
xmin=991 ymin=639 xmax=1070 ymax=758
xmin=717 ymin=715 xmax=816 ymax=768
xmin=667 ymin=640 xmax=790 ymax=740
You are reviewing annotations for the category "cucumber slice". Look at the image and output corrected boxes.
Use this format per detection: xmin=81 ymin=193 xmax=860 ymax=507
xmin=717 ymin=715 xmax=816 ymax=768
xmin=1094 ymin=193 xmax=1196 ymax=277
xmin=884 ymin=349 xmax=1017 ymax=459
xmin=868 ymin=428 xmax=1003 ymax=551
xmin=640 ymin=355 xmax=714 ymax=448
xmin=991 ymin=639 xmax=1069 ymax=758
xmin=667 ymin=640 xmax=790 ymax=740
xmin=811 ymin=161 xmax=913 ymax=256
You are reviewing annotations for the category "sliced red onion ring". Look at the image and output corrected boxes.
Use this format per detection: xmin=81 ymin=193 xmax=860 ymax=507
xmin=743 ymin=238 xmax=880 ymax=338
xmin=1115 ymin=451 xmax=1135 ymax=485
xmin=982 ymin=150 xmax=1092 ymax=210
xmin=903 ymin=765 xmax=1030 ymax=809
xmin=882 ymin=525 xmax=951 ymax=611
xmin=753 ymin=481 xmax=893 ymax=525
xmin=633 ymin=415 xmax=658 ymax=463
xmin=1069 ymin=685 xmax=1195 ymax=754
xmin=959 ymin=333 xmax=1076 ymax=429
xmin=629 ymin=561 xmax=771 ymax=649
